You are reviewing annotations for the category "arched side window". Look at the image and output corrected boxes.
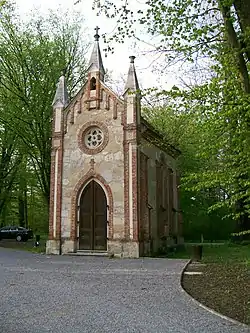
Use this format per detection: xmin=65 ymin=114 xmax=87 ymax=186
xmin=90 ymin=77 xmax=96 ymax=90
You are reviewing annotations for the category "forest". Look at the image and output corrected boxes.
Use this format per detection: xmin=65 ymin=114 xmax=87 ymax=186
xmin=0 ymin=0 xmax=250 ymax=241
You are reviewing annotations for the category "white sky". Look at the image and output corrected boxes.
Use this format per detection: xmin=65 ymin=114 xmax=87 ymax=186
xmin=15 ymin=0 xmax=177 ymax=92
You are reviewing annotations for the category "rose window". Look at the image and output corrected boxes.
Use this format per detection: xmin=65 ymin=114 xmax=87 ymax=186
xmin=84 ymin=127 xmax=104 ymax=149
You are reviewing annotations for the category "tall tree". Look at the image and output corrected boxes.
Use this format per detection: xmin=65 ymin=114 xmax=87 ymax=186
xmin=90 ymin=0 xmax=250 ymax=229
xmin=0 ymin=9 xmax=89 ymax=208
xmin=0 ymin=121 xmax=21 ymax=220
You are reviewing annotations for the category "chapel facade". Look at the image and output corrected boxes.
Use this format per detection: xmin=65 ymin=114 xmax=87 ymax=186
xmin=46 ymin=28 xmax=183 ymax=258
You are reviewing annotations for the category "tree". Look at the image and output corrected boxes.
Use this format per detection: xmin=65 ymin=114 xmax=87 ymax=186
xmin=0 ymin=122 xmax=21 ymax=220
xmin=0 ymin=9 xmax=89 ymax=208
xmin=90 ymin=0 xmax=250 ymax=231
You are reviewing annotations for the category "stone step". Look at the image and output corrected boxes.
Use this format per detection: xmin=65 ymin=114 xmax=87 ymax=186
xmin=67 ymin=250 xmax=109 ymax=257
xmin=184 ymin=271 xmax=203 ymax=275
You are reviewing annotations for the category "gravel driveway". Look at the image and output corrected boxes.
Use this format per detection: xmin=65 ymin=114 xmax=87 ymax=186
xmin=0 ymin=248 xmax=249 ymax=333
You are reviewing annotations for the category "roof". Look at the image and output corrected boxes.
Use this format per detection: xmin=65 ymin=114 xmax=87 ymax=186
xmin=141 ymin=117 xmax=181 ymax=158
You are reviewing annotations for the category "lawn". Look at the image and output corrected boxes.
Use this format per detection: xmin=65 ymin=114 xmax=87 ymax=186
xmin=178 ymin=243 xmax=250 ymax=326
xmin=0 ymin=236 xmax=47 ymax=253
xmin=167 ymin=242 xmax=249 ymax=263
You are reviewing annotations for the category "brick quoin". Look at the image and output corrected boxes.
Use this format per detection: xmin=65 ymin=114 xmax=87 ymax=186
xmin=123 ymin=140 xmax=130 ymax=239
xmin=168 ymin=167 xmax=174 ymax=235
xmin=155 ymin=160 xmax=161 ymax=238
xmin=48 ymin=152 xmax=55 ymax=240
xmin=123 ymin=90 xmax=141 ymax=243
xmin=140 ymin=152 xmax=149 ymax=253
xmin=48 ymin=109 xmax=64 ymax=241
xmin=176 ymin=172 xmax=183 ymax=236
xmin=132 ymin=145 xmax=139 ymax=241
xmin=55 ymin=145 xmax=63 ymax=240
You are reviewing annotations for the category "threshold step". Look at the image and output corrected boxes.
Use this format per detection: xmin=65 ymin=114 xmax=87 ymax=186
xmin=67 ymin=251 xmax=108 ymax=257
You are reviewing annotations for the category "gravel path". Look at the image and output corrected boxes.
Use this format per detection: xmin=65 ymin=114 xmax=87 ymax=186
xmin=0 ymin=248 xmax=249 ymax=333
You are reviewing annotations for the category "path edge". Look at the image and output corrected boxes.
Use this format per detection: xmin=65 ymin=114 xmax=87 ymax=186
xmin=180 ymin=260 xmax=250 ymax=330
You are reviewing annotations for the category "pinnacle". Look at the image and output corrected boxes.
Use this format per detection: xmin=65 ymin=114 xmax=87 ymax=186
xmin=124 ymin=56 xmax=139 ymax=93
xmin=88 ymin=26 xmax=105 ymax=77
xmin=52 ymin=75 xmax=69 ymax=108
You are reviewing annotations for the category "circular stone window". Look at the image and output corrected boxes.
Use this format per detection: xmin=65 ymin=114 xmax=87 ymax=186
xmin=78 ymin=121 xmax=109 ymax=155
xmin=84 ymin=127 xmax=104 ymax=149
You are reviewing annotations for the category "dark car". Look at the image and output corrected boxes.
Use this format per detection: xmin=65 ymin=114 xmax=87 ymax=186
xmin=0 ymin=226 xmax=33 ymax=242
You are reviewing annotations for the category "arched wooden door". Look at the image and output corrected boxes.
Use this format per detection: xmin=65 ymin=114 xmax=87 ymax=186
xmin=79 ymin=180 xmax=107 ymax=251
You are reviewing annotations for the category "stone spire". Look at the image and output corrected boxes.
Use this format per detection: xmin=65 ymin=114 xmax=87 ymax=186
xmin=124 ymin=56 xmax=139 ymax=93
xmin=52 ymin=73 xmax=69 ymax=108
xmin=88 ymin=26 xmax=105 ymax=79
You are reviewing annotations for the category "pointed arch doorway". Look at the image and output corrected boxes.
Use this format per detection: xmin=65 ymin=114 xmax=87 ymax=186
xmin=79 ymin=180 xmax=107 ymax=251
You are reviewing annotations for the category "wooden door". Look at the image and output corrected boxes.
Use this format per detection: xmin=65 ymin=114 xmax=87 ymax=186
xmin=79 ymin=181 xmax=107 ymax=251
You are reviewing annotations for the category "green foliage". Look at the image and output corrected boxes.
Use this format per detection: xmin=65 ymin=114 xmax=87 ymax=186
xmin=0 ymin=10 xmax=89 ymax=204
xmin=0 ymin=125 xmax=21 ymax=217
xmin=93 ymin=0 xmax=250 ymax=233
xmin=0 ymin=6 xmax=89 ymax=231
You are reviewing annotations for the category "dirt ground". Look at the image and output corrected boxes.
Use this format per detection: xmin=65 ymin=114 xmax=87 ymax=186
xmin=182 ymin=261 xmax=250 ymax=325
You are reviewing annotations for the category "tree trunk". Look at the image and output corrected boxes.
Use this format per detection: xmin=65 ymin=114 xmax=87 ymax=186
xmin=219 ymin=2 xmax=250 ymax=231
xmin=233 ymin=0 xmax=250 ymax=62
xmin=219 ymin=4 xmax=250 ymax=93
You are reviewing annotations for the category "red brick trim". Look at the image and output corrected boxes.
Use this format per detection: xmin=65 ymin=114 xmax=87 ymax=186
xmin=49 ymin=108 xmax=64 ymax=242
xmin=124 ymin=138 xmax=137 ymax=145
xmin=123 ymin=92 xmax=140 ymax=242
xmin=176 ymin=171 xmax=183 ymax=236
xmin=113 ymin=99 xmax=118 ymax=119
xmin=77 ymin=121 xmax=109 ymax=155
xmin=168 ymin=167 xmax=174 ymax=235
xmin=123 ymin=124 xmax=140 ymax=131
xmin=70 ymin=170 xmax=114 ymax=241
xmin=132 ymin=146 xmax=139 ymax=241
xmin=156 ymin=160 xmax=161 ymax=238
xmin=105 ymin=94 xmax=110 ymax=110
xmin=48 ymin=150 xmax=55 ymax=240
xmin=56 ymin=145 xmax=64 ymax=241
xmin=48 ymin=106 xmax=57 ymax=241
xmin=70 ymin=109 xmax=74 ymax=124
xmin=123 ymin=141 xmax=129 ymax=239
xmin=96 ymin=73 xmax=101 ymax=110
xmin=140 ymin=152 xmax=149 ymax=246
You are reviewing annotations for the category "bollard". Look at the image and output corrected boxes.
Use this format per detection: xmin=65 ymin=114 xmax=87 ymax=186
xmin=192 ymin=245 xmax=203 ymax=261
xmin=34 ymin=234 xmax=40 ymax=247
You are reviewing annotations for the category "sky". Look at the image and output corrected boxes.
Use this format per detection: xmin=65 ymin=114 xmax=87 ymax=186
xmin=15 ymin=0 xmax=177 ymax=92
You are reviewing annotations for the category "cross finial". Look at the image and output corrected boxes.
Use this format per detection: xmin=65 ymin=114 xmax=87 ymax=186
xmin=94 ymin=26 xmax=100 ymax=41
xmin=129 ymin=56 xmax=136 ymax=64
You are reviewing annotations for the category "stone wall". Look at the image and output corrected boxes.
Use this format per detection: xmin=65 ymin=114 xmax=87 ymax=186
xmin=60 ymin=83 xmax=126 ymax=254
xmin=140 ymin=138 xmax=179 ymax=253
xmin=47 ymin=75 xmax=181 ymax=257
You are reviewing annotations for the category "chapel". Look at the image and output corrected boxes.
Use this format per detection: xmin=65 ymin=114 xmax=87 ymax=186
xmin=46 ymin=27 xmax=183 ymax=258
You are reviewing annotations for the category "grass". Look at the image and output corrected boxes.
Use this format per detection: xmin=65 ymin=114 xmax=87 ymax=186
xmin=0 ymin=236 xmax=47 ymax=254
xmin=201 ymin=243 xmax=250 ymax=264
xmin=165 ymin=242 xmax=250 ymax=265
